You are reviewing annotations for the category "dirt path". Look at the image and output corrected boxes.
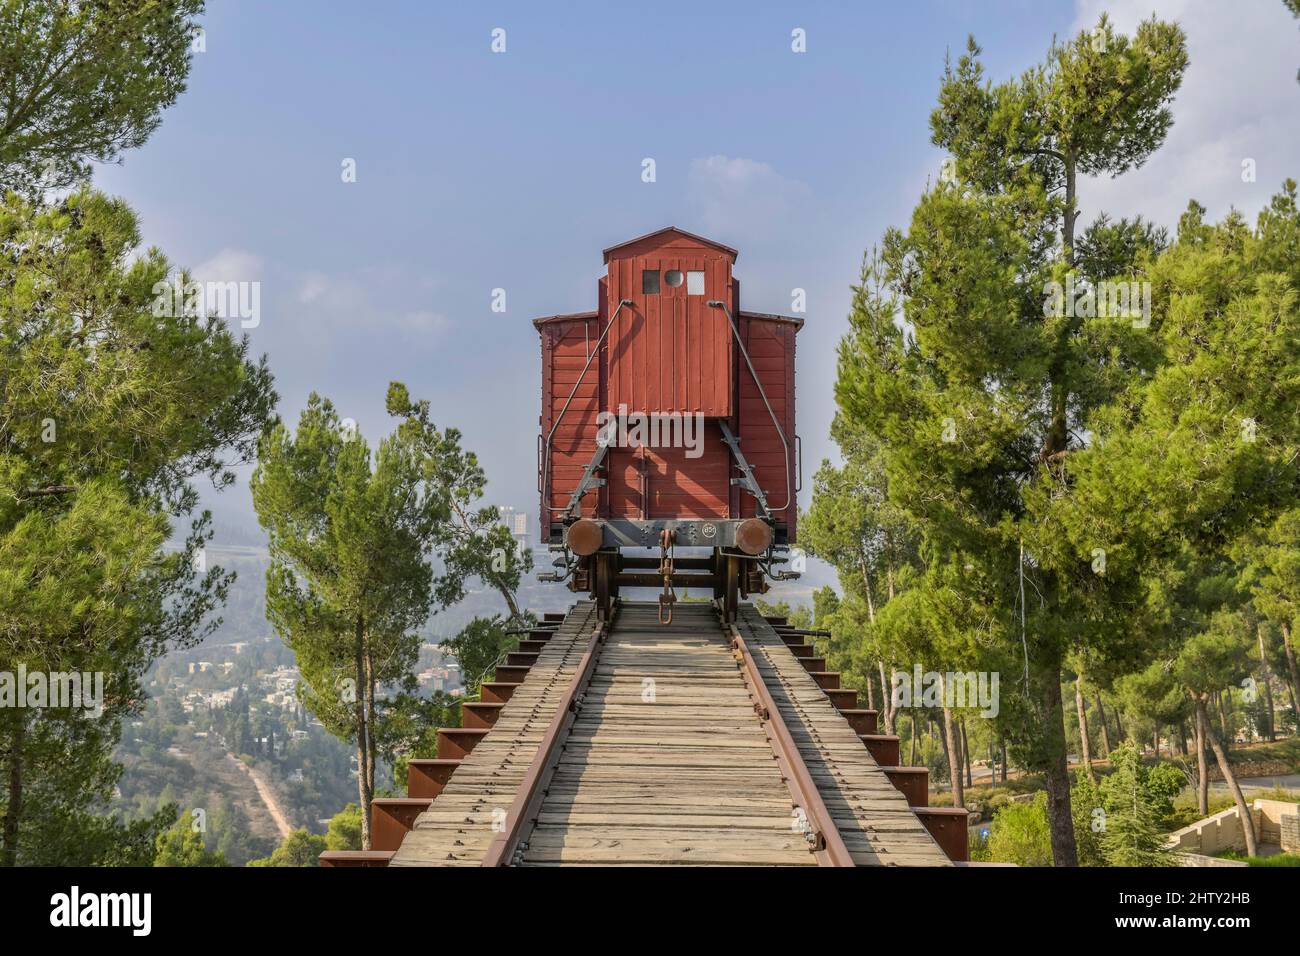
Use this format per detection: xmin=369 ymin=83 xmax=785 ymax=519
xmin=227 ymin=754 xmax=293 ymax=840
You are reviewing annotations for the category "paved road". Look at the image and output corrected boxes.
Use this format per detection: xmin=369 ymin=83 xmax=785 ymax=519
xmin=1214 ymin=773 xmax=1300 ymax=794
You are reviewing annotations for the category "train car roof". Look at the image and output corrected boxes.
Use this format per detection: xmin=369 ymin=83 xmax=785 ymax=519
xmin=532 ymin=310 xmax=599 ymax=331
xmin=739 ymin=309 xmax=805 ymax=330
xmin=601 ymin=226 xmax=739 ymax=263
xmin=531 ymin=308 xmax=803 ymax=331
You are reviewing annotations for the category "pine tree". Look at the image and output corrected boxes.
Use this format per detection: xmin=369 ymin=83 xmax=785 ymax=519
xmin=0 ymin=1 xmax=205 ymax=192
xmin=836 ymin=15 xmax=1189 ymax=864
xmin=0 ymin=189 xmax=274 ymax=865
xmin=251 ymin=388 xmax=447 ymax=851
xmin=1098 ymin=743 xmax=1177 ymax=867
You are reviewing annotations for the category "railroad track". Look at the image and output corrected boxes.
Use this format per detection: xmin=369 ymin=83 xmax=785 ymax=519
xmin=323 ymin=601 xmax=968 ymax=867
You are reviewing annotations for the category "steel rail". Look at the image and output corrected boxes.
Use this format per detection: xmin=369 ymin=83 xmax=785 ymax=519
xmin=727 ymin=620 xmax=855 ymax=867
xmin=480 ymin=613 xmax=611 ymax=867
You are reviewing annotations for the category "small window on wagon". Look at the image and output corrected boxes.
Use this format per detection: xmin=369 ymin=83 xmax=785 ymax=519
xmin=686 ymin=270 xmax=705 ymax=295
xmin=664 ymin=269 xmax=684 ymax=288
xmin=642 ymin=269 xmax=660 ymax=294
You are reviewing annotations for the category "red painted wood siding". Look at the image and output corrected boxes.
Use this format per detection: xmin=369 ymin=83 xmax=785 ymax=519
xmin=539 ymin=234 xmax=800 ymax=542
xmin=540 ymin=316 xmax=603 ymax=522
xmin=735 ymin=316 xmax=798 ymax=538
xmin=605 ymin=237 xmax=733 ymax=417
xmin=604 ymin=422 xmax=731 ymax=520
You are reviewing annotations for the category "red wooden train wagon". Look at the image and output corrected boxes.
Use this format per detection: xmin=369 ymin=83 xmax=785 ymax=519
xmin=535 ymin=227 xmax=803 ymax=622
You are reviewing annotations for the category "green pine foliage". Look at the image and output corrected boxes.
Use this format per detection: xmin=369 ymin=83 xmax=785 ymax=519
xmin=1096 ymin=744 xmax=1179 ymax=867
xmin=0 ymin=188 xmax=275 ymax=866
xmin=154 ymin=810 xmax=227 ymax=867
xmin=250 ymin=388 xmax=448 ymax=851
xmin=0 ymin=1 xmax=205 ymax=193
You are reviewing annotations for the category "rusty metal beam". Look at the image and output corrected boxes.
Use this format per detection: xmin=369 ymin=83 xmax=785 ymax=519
xmin=480 ymin=616 xmax=610 ymax=867
xmin=727 ymin=623 xmax=855 ymax=867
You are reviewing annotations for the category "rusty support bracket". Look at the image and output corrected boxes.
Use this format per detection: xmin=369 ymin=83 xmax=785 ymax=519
xmin=481 ymin=614 xmax=611 ymax=866
xmin=727 ymin=620 xmax=855 ymax=867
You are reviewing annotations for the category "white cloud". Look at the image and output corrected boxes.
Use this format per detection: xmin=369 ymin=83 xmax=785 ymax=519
xmin=297 ymin=271 xmax=364 ymax=309
xmin=1070 ymin=0 xmax=1300 ymax=230
xmin=293 ymin=270 xmax=451 ymax=338
xmin=687 ymin=156 xmax=812 ymax=238
xmin=398 ymin=310 xmax=451 ymax=333
xmin=193 ymin=247 xmax=263 ymax=284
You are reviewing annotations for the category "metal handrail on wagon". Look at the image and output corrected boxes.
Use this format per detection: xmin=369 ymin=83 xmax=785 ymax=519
xmin=707 ymin=300 xmax=793 ymax=514
xmin=540 ymin=298 xmax=634 ymax=514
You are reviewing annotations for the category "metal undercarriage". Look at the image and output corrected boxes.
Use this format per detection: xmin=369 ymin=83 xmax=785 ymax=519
xmin=540 ymin=517 xmax=800 ymax=624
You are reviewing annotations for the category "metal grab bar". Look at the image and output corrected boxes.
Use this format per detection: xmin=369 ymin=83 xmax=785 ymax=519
xmin=542 ymin=298 xmax=634 ymax=513
xmin=707 ymin=300 xmax=793 ymax=514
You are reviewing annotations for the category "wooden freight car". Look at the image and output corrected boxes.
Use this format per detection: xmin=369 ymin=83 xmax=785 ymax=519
xmin=535 ymin=227 xmax=802 ymax=622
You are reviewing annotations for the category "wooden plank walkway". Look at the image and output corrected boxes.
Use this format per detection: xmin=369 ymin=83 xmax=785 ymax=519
xmin=520 ymin=603 xmax=814 ymax=865
xmin=390 ymin=602 xmax=600 ymax=866
xmin=391 ymin=599 xmax=948 ymax=866
xmin=736 ymin=606 xmax=950 ymax=866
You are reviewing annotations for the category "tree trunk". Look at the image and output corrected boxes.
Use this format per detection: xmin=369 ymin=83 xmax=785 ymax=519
xmin=908 ymin=713 xmax=917 ymax=766
xmin=354 ymin=621 xmax=372 ymax=851
xmin=1198 ymin=696 xmax=1256 ymax=857
xmin=1281 ymin=623 xmax=1300 ymax=714
xmin=1075 ymin=676 xmax=1095 ymax=781
xmin=879 ymin=660 xmax=896 ymax=734
xmin=364 ymin=645 xmax=378 ymax=814
xmin=500 ymin=585 xmax=525 ymax=629
xmin=863 ymin=666 xmax=876 ymax=711
xmin=1195 ymin=705 xmax=1210 ymax=816
xmin=935 ymin=714 xmax=949 ymax=774
xmin=1094 ymin=693 xmax=1112 ymax=757
xmin=1218 ymin=691 xmax=1232 ymax=745
xmin=1041 ymin=663 xmax=1078 ymax=866
xmin=452 ymin=499 xmax=526 ymax=627
xmin=960 ymin=718 xmax=973 ymax=788
xmin=1000 ymin=739 xmax=1008 ymax=783
xmin=1 ymin=715 xmax=24 ymax=866
xmin=1175 ymin=722 xmax=1188 ymax=756
xmin=1063 ymin=158 xmax=1078 ymax=266
xmin=940 ymin=700 xmax=964 ymax=808
xmin=1258 ymin=626 xmax=1276 ymax=741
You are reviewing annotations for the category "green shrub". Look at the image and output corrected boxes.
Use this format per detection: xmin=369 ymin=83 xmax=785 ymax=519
xmin=986 ymin=792 xmax=1053 ymax=867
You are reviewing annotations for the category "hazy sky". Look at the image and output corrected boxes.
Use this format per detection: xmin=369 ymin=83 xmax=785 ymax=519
xmin=91 ymin=0 xmax=1300 ymax=552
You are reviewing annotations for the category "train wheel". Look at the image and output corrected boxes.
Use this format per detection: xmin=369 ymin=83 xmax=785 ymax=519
xmin=723 ymin=554 xmax=740 ymax=623
xmin=595 ymin=552 xmax=614 ymax=621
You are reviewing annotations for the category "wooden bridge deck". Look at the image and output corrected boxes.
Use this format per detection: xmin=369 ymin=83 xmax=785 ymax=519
xmin=390 ymin=600 xmax=948 ymax=867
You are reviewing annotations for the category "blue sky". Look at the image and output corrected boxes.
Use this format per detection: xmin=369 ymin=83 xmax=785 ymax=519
xmin=91 ymin=0 xmax=1300 ymax=549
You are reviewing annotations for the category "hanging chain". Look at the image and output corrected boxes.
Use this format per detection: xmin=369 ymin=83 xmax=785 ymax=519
xmin=657 ymin=528 xmax=677 ymax=625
